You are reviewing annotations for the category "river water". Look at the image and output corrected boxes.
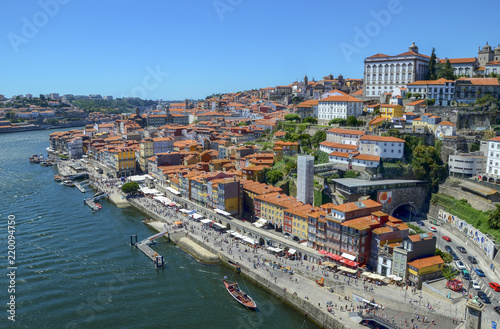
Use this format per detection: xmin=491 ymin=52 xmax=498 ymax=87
xmin=0 ymin=129 xmax=318 ymax=329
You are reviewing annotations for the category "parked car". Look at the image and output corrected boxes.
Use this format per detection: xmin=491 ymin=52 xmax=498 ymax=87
xmin=474 ymin=268 xmax=486 ymax=277
xmin=489 ymin=282 xmax=500 ymax=291
xmin=468 ymin=256 xmax=477 ymax=264
xmin=456 ymin=246 xmax=467 ymax=253
xmin=494 ymin=306 xmax=500 ymax=315
xmin=472 ymin=280 xmax=481 ymax=290
xmin=442 ymin=236 xmax=451 ymax=242
xmin=477 ymin=291 xmax=491 ymax=303
xmin=456 ymin=261 xmax=466 ymax=270
xmin=444 ymin=245 xmax=453 ymax=253
xmin=462 ymin=269 xmax=470 ymax=280
xmin=451 ymin=252 xmax=459 ymax=260
xmin=428 ymin=226 xmax=437 ymax=232
xmin=417 ymin=220 xmax=424 ymax=226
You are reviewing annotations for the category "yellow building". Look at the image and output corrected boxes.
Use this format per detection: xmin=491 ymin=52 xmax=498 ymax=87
xmin=138 ymin=138 xmax=153 ymax=172
xmin=254 ymin=193 xmax=303 ymax=230
xmin=407 ymin=255 xmax=444 ymax=289
xmin=113 ymin=147 xmax=136 ymax=176
xmin=379 ymin=104 xmax=404 ymax=119
xmin=368 ymin=116 xmax=387 ymax=131
xmin=241 ymin=165 xmax=269 ymax=182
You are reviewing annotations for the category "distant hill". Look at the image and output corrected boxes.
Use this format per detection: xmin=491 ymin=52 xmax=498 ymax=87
xmin=71 ymin=98 xmax=157 ymax=113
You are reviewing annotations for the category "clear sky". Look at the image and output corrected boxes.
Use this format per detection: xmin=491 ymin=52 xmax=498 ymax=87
xmin=1 ymin=0 xmax=499 ymax=100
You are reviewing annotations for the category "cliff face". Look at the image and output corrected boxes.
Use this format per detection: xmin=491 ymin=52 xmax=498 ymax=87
xmin=429 ymin=106 xmax=499 ymax=130
xmin=456 ymin=111 xmax=499 ymax=130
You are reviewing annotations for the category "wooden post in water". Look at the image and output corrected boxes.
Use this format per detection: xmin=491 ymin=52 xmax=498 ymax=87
xmin=130 ymin=235 xmax=138 ymax=246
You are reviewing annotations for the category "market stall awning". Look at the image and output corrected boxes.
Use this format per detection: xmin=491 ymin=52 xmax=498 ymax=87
xmin=288 ymin=248 xmax=296 ymax=255
xmin=318 ymin=250 xmax=328 ymax=255
xmin=327 ymin=252 xmax=341 ymax=261
xmin=341 ymin=253 xmax=356 ymax=261
xmin=243 ymin=237 xmax=256 ymax=245
xmin=166 ymin=187 xmax=181 ymax=195
xmin=200 ymin=219 xmax=211 ymax=224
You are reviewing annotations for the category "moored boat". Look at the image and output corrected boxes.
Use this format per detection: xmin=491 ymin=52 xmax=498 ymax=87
xmin=54 ymin=175 xmax=62 ymax=182
xmin=223 ymin=280 xmax=257 ymax=310
xmin=63 ymin=180 xmax=75 ymax=187
xmin=29 ymin=154 xmax=40 ymax=163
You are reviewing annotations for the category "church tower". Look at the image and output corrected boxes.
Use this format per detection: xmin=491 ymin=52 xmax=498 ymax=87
xmin=478 ymin=42 xmax=494 ymax=67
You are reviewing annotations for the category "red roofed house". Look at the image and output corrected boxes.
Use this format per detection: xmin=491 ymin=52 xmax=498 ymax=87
xmin=435 ymin=121 xmax=456 ymax=139
xmin=438 ymin=57 xmax=479 ymax=78
xmin=455 ymin=77 xmax=500 ymax=104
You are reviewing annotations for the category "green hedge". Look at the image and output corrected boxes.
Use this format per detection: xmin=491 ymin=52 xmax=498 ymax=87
xmin=431 ymin=193 xmax=499 ymax=241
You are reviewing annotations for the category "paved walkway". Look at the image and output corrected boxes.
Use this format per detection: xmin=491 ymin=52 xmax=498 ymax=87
xmin=73 ymin=164 xmax=461 ymax=329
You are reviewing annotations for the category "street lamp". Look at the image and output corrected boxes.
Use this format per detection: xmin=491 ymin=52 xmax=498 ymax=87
xmin=409 ymin=201 xmax=414 ymax=222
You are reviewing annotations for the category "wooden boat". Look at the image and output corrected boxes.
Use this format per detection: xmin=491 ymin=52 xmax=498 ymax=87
xmin=63 ymin=180 xmax=75 ymax=187
xmin=54 ymin=175 xmax=62 ymax=182
xmin=223 ymin=280 xmax=257 ymax=310
xmin=95 ymin=203 xmax=102 ymax=210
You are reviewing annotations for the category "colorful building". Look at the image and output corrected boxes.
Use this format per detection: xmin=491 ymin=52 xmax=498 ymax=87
xmin=407 ymin=255 xmax=444 ymax=289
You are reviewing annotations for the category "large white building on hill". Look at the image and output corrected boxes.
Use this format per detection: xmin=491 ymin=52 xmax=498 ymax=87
xmin=363 ymin=42 xmax=430 ymax=99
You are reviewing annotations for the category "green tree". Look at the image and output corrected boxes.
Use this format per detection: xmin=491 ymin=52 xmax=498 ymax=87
xmin=346 ymin=115 xmax=358 ymax=126
xmin=303 ymin=117 xmax=317 ymax=124
xmin=470 ymin=141 xmax=480 ymax=152
xmin=435 ymin=248 xmax=453 ymax=264
xmin=428 ymin=47 xmax=437 ymax=80
xmin=441 ymin=265 xmax=458 ymax=281
xmin=411 ymin=145 xmax=447 ymax=191
xmin=284 ymin=114 xmax=300 ymax=121
xmin=437 ymin=59 xmax=456 ymax=80
xmin=328 ymin=118 xmax=346 ymax=126
xmin=122 ymin=181 xmax=140 ymax=194
xmin=476 ymin=94 xmax=500 ymax=106
xmin=344 ymin=170 xmax=358 ymax=178
xmin=314 ymin=150 xmax=329 ymax=164
xmin=311 ymin=130 xmax=326 ymax=148
xmin=488 ymin=204 xmax=500 ymax=229
xmin=265 ymin=169 xmax=283 ymax=185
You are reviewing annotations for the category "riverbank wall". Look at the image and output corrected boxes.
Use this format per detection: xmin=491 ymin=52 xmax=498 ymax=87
xmin=136 ymin=206 xmax=348 ymax=329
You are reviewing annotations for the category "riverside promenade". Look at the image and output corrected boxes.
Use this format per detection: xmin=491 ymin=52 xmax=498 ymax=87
xmin=66 ymin=163 xmax=461 ymax=329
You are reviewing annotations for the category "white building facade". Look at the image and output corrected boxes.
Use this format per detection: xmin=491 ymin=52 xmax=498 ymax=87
xmin=449 ymin=152 xmax=486 ymax=177
xmin=486 ymin=137 xmax=500 ymax=176
xmin=326 ymin=128 xmax=365 ymax=145
xmin=317 ymin=95 xmax=363 ymax=125
xmin=359 ymin=135 xmax=405 ymax=159
xmin=407 ymin=78 xmax=455 ymax=106
xmin=363 ymin=42 xmax=430 ymax=99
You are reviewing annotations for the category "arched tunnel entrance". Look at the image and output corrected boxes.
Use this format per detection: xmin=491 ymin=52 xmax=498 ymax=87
xmin=392 ymin=203 xmax=421 ymax=222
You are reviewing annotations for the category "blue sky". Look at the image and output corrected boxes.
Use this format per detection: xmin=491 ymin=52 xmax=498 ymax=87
xmin=1 ymin=0 xmax=499 ymax=100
